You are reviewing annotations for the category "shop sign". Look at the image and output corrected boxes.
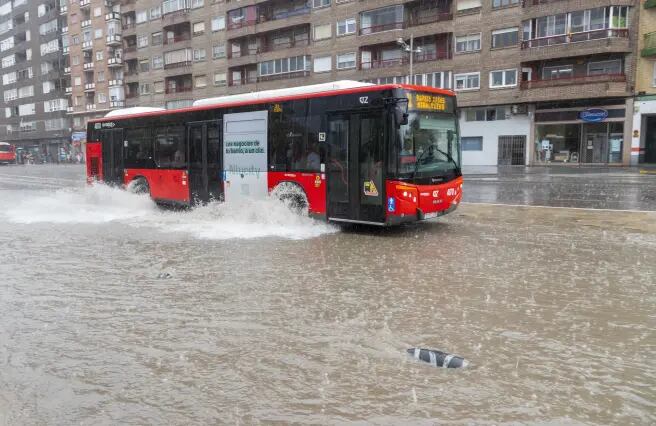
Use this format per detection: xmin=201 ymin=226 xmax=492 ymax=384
xmin=579 ymin=109 xmax=608 ymax=123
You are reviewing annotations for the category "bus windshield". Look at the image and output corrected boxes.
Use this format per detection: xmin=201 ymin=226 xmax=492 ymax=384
xmin=397 ymin=112 xmax=460 ymax=178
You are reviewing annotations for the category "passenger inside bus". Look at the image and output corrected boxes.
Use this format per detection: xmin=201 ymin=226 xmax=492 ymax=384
xmin=173 ymin=145 xmax=185 ymax=166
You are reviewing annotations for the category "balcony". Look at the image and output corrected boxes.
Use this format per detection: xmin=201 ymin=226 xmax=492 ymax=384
xmin=165 ymin=86 xmax=192 ymax=94
xmin=110 ymin=100 xmax=125 ymax=108
xmin=524 ymin=0 xmax=567 ymax=5
xmin=61 ymin=26 xmax=68 ymax=34
xmin=520 ymin=73 xmax=626 ymax=89
xmin=109 ymin=79 xmax=124 ymax=87
xmin=83 ymin=62 xmax=94 ymax=70
xmin=108 ymin=57 xmax=123 ymax=67
xmin=164 ymin=60 xmax=192 ymax=70
xmin=106 ymin=12 xmax=121 ymax=21
xmin=521 ymin=28 xmax=629 ymax=49
xmin=82 ymin=41 xmax=93 ymax=51
xmin=84 ymin=83 xmax=96 ymax=92
xmin=60 ymin=5 xmax=67 ymax=14
xmin=407 ymin=0 xmax=453 ymax=27
xmin=63 ymin=46 xmax=70 ymax=54
xmin=66 ymin=106 xmax=74 ymax=113
xmin=257 ymin=70 xmax=310 ymax=83
xmin=642 ymin=32 xmax=656 ymax=57
xmin=106 ymin=35 xmax=122 ymax=46
xmin=360 ymin=21 xmax=405 ymax=36
xmin=81 ymin=20 xmax=91 ymax=28
xmin=86 ymin=104 xmax=96 ymax=111
xmin=80 ymin=0 xmax=90 ymax=8
xmin=164 ymin=35 xmax=191 ymax=45
xmin=64 ymin=66 xmax=71 ymax=74
xmin=65 ymin=86 xmax=72 ymax=94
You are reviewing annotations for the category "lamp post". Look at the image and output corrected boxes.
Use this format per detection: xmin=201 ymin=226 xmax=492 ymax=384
xmin=397 ymin=34 xmax=422 ymax=84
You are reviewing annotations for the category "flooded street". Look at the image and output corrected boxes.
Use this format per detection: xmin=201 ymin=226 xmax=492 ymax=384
xmin=1 ymin=165 xmax=655 ymax=424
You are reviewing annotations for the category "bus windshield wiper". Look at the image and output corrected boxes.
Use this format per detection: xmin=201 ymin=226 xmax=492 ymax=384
xmin=434 ymin=147 xmax=459 ymax=171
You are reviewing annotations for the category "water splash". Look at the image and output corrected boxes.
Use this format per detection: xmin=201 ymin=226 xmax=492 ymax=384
xmin=2 ymin=184 xmax=337 ymax=240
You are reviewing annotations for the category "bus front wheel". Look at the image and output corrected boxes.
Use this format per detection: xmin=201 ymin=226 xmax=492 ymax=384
xmin=272 ymin=182 xmax=308 ymax=215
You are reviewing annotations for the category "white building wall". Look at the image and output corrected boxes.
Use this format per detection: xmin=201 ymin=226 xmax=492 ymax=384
xmin=631 ymin=98 xmax=656 ymax=165
xmin=459 ymin=113 xmax=531 ymax=166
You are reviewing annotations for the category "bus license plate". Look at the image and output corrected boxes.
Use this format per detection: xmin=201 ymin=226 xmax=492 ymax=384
xmin=424 ymin=212 xmax=439 ymax=219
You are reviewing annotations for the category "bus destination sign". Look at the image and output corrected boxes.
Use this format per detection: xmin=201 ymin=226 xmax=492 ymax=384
xmin=408 ymin=93 xmax=453 ymax=113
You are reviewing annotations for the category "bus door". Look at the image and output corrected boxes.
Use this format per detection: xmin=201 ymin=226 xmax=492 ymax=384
xmin=100 ymin=128 xmax=124 ymax=186
xmin=326 ymin=111 xmax=385 ymax=224
xmin=187 ymin=120 xmax=223 ymax=204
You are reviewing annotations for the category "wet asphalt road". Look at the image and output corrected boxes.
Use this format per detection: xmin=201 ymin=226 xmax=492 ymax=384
xmin=0 ymin=164 xmax=654 ymax=425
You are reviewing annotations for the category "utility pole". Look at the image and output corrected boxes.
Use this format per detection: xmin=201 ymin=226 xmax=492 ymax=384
xmin=397 ymin=34 xmax=422 ymax=84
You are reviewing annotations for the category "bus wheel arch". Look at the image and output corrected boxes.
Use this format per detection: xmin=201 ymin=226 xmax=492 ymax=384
xmin=272 ymin=181 xmax=309 ymax=215
xmin=127 ymin=176 xmax=151 ymax=195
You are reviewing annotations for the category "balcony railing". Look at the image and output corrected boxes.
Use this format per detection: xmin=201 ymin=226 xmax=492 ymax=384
xmin=66 ymin=106 xmax=74 ymax=113
xmin=261 ymin=6 xmax=311 ymax=23
xmin=165 ymin=86 xmax=192 ymax=94
xmin=409 ymin=11 xmax=452 ymax=27
xmin=61 ymin=26 xmax=68 ymax=33
xmin=228 ymin=18 xmax=258 ymax=30
xmin=414 ymin=50 xmax=451 ymax=62
xmin=164 ymin=35 xmax=191 ymax=45
xmin=229 ymin=75 xmax=258 ymax=86
xmin=257 ymin=70 xmax=310 ymax=83
xmin=83 ymin=62 xmax=94 ymax=70
xmin=641 ymin=32 xmax=656 ymax=57
xmin=164 ymin=60 xmax=192 ymax=69
xmin=60 ymin=5 xmax=67 ymax=14
xmin=82 ymin=41 xmax=93 ymax=50
xmin=110 ymin=100 xmax=125 ymax=108
xmin=519 ymin=73 xmax=626 ymax=89
xmin=106 ymin=12 xmax=121 ymax=21
xmin=109 ymin=79 xmax=124 ymax=86
xmin=84 ymin=83 xmax=96 ymax=91
xmin=80 ymin=0 xmax=91 ymax=7
xmin=106 ymin=35 xmax=122 ymax=45
xmin=521 ymin=28 xmax=629 ymax=48
xmin=361 ymin=57 xmax=408 ymax=69
xmin=108 ymin=57 xmax=123 ymax=66
xmin=359 ymin=22 xmax=405 ymax=36
xmin=122 ymin=22 xmax=136 ymax=30
xmin=64 ymin=66 xmax=71 ymax=74
xmin=81 ymin=20 xmax=91 ymax=28
xmin=86 ymin=104 xmax=96 ymax=111
xmin=124 ymin=46 xmax=137 ymax=54
xmin=523 ymin=0 xmax=567 ymax=6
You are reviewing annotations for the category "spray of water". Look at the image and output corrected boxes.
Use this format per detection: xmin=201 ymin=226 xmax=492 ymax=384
xmin=2 ymin=184 xmax=337 ymax=240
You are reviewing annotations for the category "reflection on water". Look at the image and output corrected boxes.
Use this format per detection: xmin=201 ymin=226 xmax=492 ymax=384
xmin=0 ymin=187 xmax=655 ymax=424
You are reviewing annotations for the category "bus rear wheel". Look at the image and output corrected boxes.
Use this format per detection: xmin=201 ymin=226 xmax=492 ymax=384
xmin=272 ymin=182 xmax=308 ymax=215
xmin=127 ymin=177 xmax=150 ymax=196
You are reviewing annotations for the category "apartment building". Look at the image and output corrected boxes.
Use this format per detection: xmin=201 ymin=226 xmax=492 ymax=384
xmin=0 ymin=0 xmax=71 ymax=159
xmin=632 ymin=0 xmax=656 ymax=164
xmin=68 ymin=0 xmax=641 ymax=166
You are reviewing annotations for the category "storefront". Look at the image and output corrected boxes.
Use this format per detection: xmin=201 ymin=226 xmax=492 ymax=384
xmin=532 ymin=100 xmax=631 ymax=165
xmin=631 ymin=95 xmax=656 ymax=165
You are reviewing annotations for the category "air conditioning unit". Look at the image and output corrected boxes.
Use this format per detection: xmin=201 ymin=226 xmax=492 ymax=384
xmin=511 ymin=104 xmax=528 ymax=115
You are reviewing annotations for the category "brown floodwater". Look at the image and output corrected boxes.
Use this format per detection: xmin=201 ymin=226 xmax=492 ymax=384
xmin=0 ymin=172 xmax=654 ymax=424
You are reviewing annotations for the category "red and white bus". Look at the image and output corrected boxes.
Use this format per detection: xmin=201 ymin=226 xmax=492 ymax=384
xmin=0 ymin=142 xmax=16 ymax=165
xmin=86 ymin=81 xmax=462 ymax=226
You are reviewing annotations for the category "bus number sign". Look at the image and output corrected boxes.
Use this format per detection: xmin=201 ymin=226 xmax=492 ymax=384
xmin=411 ymin=94 xmax=447 ymax=112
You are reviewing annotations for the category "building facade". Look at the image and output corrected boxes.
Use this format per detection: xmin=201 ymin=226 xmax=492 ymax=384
xmin=631 ymin=0 xmax=656 ymax=165
xmin=66 ymin=0 xmax=642 ymax=166
xmin=0 ymin=0 xmax=71 ymax=161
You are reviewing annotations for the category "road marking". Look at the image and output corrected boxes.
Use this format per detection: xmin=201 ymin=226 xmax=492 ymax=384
xmin=460 ymin=201 xmax=656 ymax=214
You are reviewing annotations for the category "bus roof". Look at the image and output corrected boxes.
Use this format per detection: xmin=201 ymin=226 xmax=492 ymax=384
xmin=90 ymin=81 xmax=454 ymax=123
xmin=0 ymin=142 xmax=11 ymax=145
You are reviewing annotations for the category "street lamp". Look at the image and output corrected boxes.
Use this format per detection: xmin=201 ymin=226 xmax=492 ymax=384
xmin=397 ymin=35 xmax=422 ymax=84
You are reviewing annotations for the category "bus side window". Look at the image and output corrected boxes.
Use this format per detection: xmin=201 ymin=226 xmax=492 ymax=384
xmin=124 ymin=127 xmax=155 ymax=169
xmin=154 ymin=125 xmax=185 ymax=169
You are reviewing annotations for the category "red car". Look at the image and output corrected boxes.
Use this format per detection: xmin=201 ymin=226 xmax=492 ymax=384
xmin=0 ymin=142 xmax=16 ymax=165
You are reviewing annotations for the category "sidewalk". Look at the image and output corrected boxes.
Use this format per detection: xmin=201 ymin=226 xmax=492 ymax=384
xmin=462 ymin=165 xmax=656 ymax=177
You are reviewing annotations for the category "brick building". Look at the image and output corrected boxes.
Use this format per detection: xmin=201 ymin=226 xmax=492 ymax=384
xmin=632 ymin=0 xmax=656 ymax=164
xmin=0 ymin=0 xmax=71 ymax=162
xmin=65 ymin=0 xmax=642 ymax=166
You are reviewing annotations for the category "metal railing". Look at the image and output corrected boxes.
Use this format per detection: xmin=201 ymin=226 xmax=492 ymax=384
xmin=521 ymin=28 xmax=629 ymax=48
xmin=519 ymin=73 xmax=626 ymax=89
xmin=409 ymin=11 xmax=452 ymax=27
xmin=359 ymin=22 xmax=405 ymax=35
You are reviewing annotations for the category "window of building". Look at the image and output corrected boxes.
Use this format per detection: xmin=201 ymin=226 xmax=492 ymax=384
xmin=96 ymin=51 xmax=103 ymax=61
xmin=542 ymin=64 xmax=572 ymax=80
xmin=455 ymin=33 xmax=481 ymax=53
xmin=136 ymin=10 xmax=148 ymax=24
xmin=413 ymin=71 xmax=452 ymax=89
xmin=139 ymin=59 xmax=150 ymax=72
xmin=214 ymin=72 xmax=226 ymax=86
xmin=18 ymin=103 xmax=35 ymax=116
xmin=461 ymin=137 xmax=483 ymax=151
xmin=152 ymin=55 xmax=163 ymax=69
xmin=152 ymin=32 xmax=163 ymax=45
xmin=191 ymin=0 xmax=204 ymax=8
xmin=491 ymin=27 xmax=518 ymax=48
xmin=140 ymin=83 xmax=151 ymax=95
xmin=193 ymin=22 xmax=205 ymax=36
xmin=454 ymin=72 xmax=480 ymax=90
xmin=587 ymin=59 xmax=622 ymax=75
xmin=98 ymin=93 xmax=107 ymax=103
xmin=314 ymin=23 xmax=331 ymax=40
xmin=211 ymin=16 xmax=225 ymax=31
xmin=336 ymin=18 xmax=356 ymax=36
xmin=195 ymin=75 xmax=207 ymax=88
xmin=43 ymin=81 xmax=55 ymax=94
xmin=313 ymin=56 xmax=331 ymax=73
xmin=465 ymin=106 xmax=507 ymax=121
xmin=3 ymin=88 xmax=17 ymax=101
xmin=150 ymin=6 xmax=161 ymax=20
xmin=94 ymin=28 xmax=103 ymax=39
xmin=491 ymin=0 xmax=518 ymax=8
xmin=313 ymin=0 xmax=330 ymax=8
xmin=137 ymin=34 xmax=149 ymax=48
xmin=258 ymin=56 xmax=310 ymax=76
xmin=74 ymin=76 xmax=81 ymax=86
xmin=97 ymin=71 xmax=105 ymax=82
xmin=193 ymin=48 xmax=206 ymax=61
xmin=360 ymin=5 xmax=404 ymax=34
xmin=154 ymin=81 xmax=164 ymax=93
xmin=18 ymin=85 xmax=33 ymax=98
xmin=212 ymin=44 xmax=225 ymax=59
xmin=94 ymin=7 xmax=102 ymax=17
xmin=457 ymin=0 xmax=482 ymax=12
xmin=490 ymin=69 xmax=517 ymax=88
xmin=337 ymin=52 xmax=356 ymax=69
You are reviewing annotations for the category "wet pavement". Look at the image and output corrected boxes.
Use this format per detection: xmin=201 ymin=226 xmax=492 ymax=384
xmin=0 ymin=164 xmax=655 ymax=424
